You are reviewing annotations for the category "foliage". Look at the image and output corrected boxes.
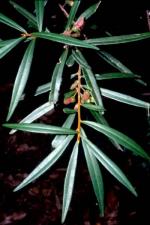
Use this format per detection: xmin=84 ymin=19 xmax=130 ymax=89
xmin=1 ymin=0 xmax=150 ymax=223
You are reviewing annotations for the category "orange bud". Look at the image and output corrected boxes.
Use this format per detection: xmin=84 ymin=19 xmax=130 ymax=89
xmin=82 ymin=90 xmax=90 ymax=101
xmin=64 ymin=97 xmax=75 ymax=105
xmin=74 ymin=103 xmax=78 ymax=111
xmin=74 ymin=17 xmax=84 ymax=30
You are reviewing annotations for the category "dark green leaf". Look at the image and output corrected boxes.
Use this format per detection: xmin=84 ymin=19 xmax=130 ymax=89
xmin=86 ymin=32 xmax=150 ymax=45
xmin=65 ymin=1 xmax=81 ymax=30
xmin=62 ymin=142 xmax=79 ymax=223
xmin=95 ymin=72 xmax=140 ymax=80
xmin=66 ymin=53 xmax=75 ymax=67
xmin=0 ymin=37 xmax=24 ymax=59
xmin=82 ymin=103 xmax=105 ymax=113
xmin=10 ymin=1 xmax=37 ymax=29
xmin=10 ymin=102 xmax=54 ymax=134
xmin=77 ymin=1 xmax=101 ymax=20
xmin=3 ymin=123 xmax=76 ymax=135
xmin=49 ymin=48 xmax=69 ymax=103
xmin=82 ymin=120 xmax=150 ymax=160
xmin=100 ymin=88 xmax=150 ymax=109
xmin=72 ymin=49 xmax=91 ymax=69
xmin=81 ymin=129 xmax=104 ymax=216
xmin=13 ymin=135 xmax=74 ymax=191
xmin=63 ymin=108 xmax=77 ymax=114
xmin=32 ymin=32 xmax=98 ymax=50
xmin=35 ymin=0 xmax=44 ymax=32
xmin=83 ymin=137 xmax=137 ymax=196
xmin=64 ymin=90 xmax=76 ymax=99
xmin=0 ymin=13 xmax=27 ymax=33
xmin=6 ymin=39 xmax=36 ymax=121
xmin=52 ymin=114 xmax=76 ymax=148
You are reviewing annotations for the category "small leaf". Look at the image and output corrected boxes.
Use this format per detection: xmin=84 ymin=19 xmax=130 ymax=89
xmin=35 ymin=0 xmax=44 ymax=32
xmin=49 ymin=48 xmax=69 ymax=103
xmin=0 ymin=13 xmax=27 ymax=33
xmin=10 ymin=1 xmax=37 ymax=29
xmin=83 ymin=137 xmax=137 ymax=196
xmin=10 ymin=102 xmax=54 ymax=134
xmin=13 ymin=135 xmax=74 ymax=191
xmin=65 ymin=1 xmax=81 ymax=30
xmin=100 ymin=88 xmax=150 ymax=109
xmin=34 ymin=82 xmax=51 ymax=96
xmin=81 ymin=129 xmax=104 ymax=216
xmin=0 ymin=37 xmax=24 ymax=59
xmin=95 ymin=72 xmax=140 ymax=80
xmin=66 ymin=53 xmax=75 ymax=67
xmin=52 ymin=114 xmax=76 ymax=148
xmin=82 ymin=103 xmax=105 ymax=113
xmin=77 ymin=1 xmax=101 ymax=20
xmin=6 ymin=39 xmax=36 ymax=121
xmin=63 ymin=108 xmax=77 ymax=114
xmin=72 ymin=49 xmax=91 ymax=69
xmin=3 ymin=123 xmax=76 ymax=135
xmin=32 ymin=32 xmax=98 ymax=50
xmin=86 ymin=32 xmax=150 ymax=45
xmin=62 ymin=142 xmax=79 ymax=223
xmin=82 ymin=120 xmax=150 ymax=160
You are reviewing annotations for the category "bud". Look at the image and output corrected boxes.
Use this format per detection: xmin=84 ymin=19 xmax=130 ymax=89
xmin=64 ymin=97 xmax=75 ymax=105
xmin=74 ymin=103 xmax=78 ymax=111
xmin=82 ymin=90 xmax=90 ymax=101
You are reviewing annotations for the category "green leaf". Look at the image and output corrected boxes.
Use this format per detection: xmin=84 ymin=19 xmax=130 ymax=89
xmin=49 ymin=48 xmax=69 ymax=103
xmin=13 ymin=135 xmax=74 ymax=191
xmin=72 ymin=49 xmax=91 ymax=69
xmin=100 ymin=88 xmax=150 ymax=109
xmin=95 ymin=72 xmax=140 ymax=80
xmin=62 ymin=141 xmax=79 ymax=223
xmin=65 ymin=1 xmax=81 ymax=30
xmin=64 ymin=90 xmax=76 ymax=99
xmin=0 ymin=13 xmax=27 ymax=33
xmin=81 ymin=129 xmax=104 ymax=216
xmin=97 ymin=50 xmax=146 ymax=86
xmin=3 ymin=123 xmax=76 ymax=135
xmin=0 ymin=37 xmax=24 ymax=59
xmin=6 ymin=39 xmax=36 ymax=121
xmin=35 ymin=0 xmax=44 ymax=32
xmin=82 ymin=120 xmax=150 ymax=160
xmin=9 ymin=1 xmax=37 ymax=29
xmin=10 ymin=102 xmax=54 ymax=134
xmin=34 ymin=82 xmax=51 ymax=96
xmin=86 ymin=32 xmax=150 ymax=45
xmin=90 ymin=111 xmax=123 ymax=151
xmin=63 ymin=108 xmax=77 ymax=114
xmin=77 ymin=1 xmax=101 ymax=20
xmin=52 ymin=114 xmax=76 ymax=148
xmin=83 ymin=137 xmax=137 ymax=196
xmin=82 ymin=103 xmax=105 ymax=113
xmin=32 ymin=32 xmax=98 ymax=50
xmin=66 ymin=53 xmax=75 ymax=67
xmin=76 ymin=50 xmax=103 ymax=108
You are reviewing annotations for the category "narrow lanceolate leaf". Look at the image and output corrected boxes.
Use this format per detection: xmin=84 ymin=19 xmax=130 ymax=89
xmin=100 ymin=88 xmax=150 ymax=109
xmin=0 ymin=38 xmax=22 ymax=47
xmin=13 ymin=135 xmax=74 ymax=191
xmin=95 ymin=72 xmax=140 ymax=80
xmin=9 ymin=1 xmax=37 ymax=29
xmin=83 ymin=137 xmax=137 ymax=196
xmin=32 ymin=32 xmax=98 ymax=50
xmin=65 ymin=1 xmax=81 ymax=30
xmin=82 ymin=120 xmax=150 ymax=160
xmin=86 ymin=32 xmax=150 ymax=45
xmin=0 ymin=13 xmax=27 ymax=33
xmin=35 ymin=0 xmax=44 ymax=32
xmin=72 ymin=49 xmax=91 ymax=69
xmin=3 ymin=123 xmax=76 ymax=135
xmin=63 ymin=108 xmax=77 ymax=114
xmin=97 ymin=51 xmax=146 ymax=86
xmin=6 ymin=39 xmax=36 ymax=121
xmin=10 ymin=102 xmax=54 ymax=134
xmin=52 ymin=114 xmax=76 ymax=148
xmin=77 ymin=1 xmax=101 ymax=20
xmin=66 ymin=53 xmax=75 ymax=67
xmin=82 ymin=103 xmax=105 ymax=113
xmin=81 ymin=130 xmax=104 ymax=216
xmin=62 ymin=142 xmax=79 ymax=223
xmin=0 ymin=37 xmax=24 ymax=59
xmin=34 ymin=82 xmax=51 ymax=96
xmin=49 ymin=48 xmax=68 ymax=103
xmin=90 ymin=111 xmax=123 ymax=151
